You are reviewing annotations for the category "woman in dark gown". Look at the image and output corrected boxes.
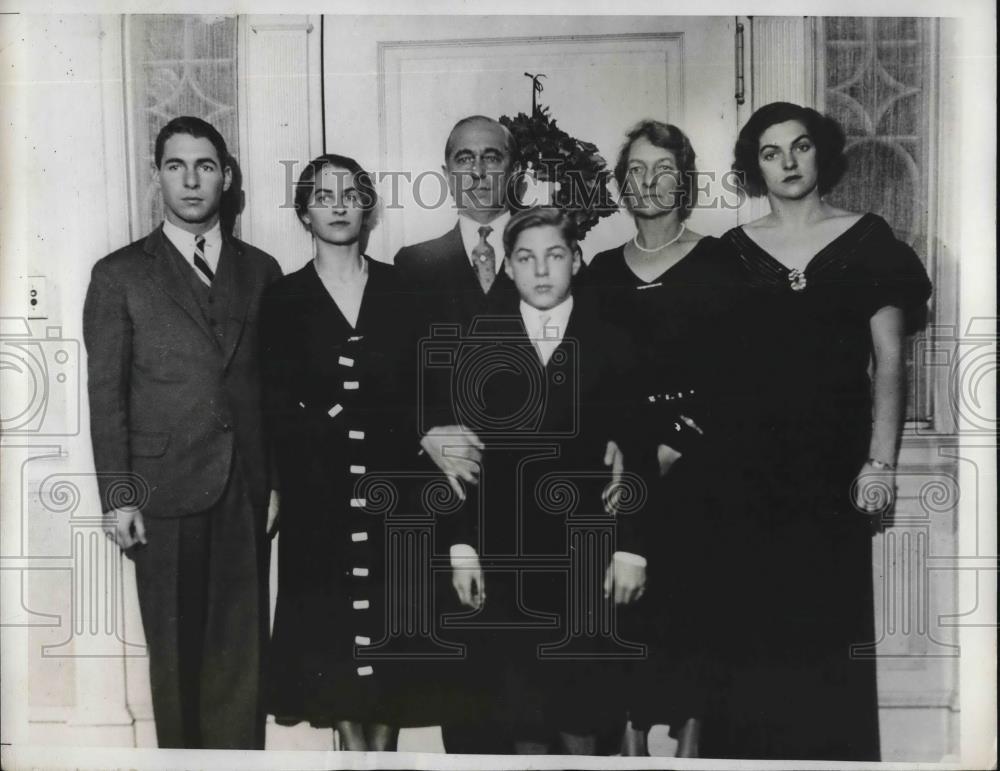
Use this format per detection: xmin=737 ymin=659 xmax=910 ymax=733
xmin=578 ymin=120 xmax=744 ymax=756
xmin=705 ymin=102 xmax=932 ymax=760
xmin=261 ymin=154 xmax=418 ymax=750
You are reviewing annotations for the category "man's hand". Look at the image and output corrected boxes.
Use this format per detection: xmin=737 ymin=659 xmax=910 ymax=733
xmin=602 ymin=440 xmax=625 ymax=514
xmin=421 ymin=425 xmax=485 ymax=500
xmin=104 ymin=505 xmax=147 ymax=549
xmin=451 ymin=552 xmax=486 ymax=610
xmin=603 ymin=556 xmax=646 ymax=605
xmin=267 ymin=489 xmax=280 ymax=539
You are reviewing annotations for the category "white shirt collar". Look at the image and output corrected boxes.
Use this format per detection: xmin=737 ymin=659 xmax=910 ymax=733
xmin=162 ymin=219 xmax=222 ymax=265
xmin=519 ymin=294 xmax=574 ymax=345
xmin=458 ymin=211 xmax=510 ymax=273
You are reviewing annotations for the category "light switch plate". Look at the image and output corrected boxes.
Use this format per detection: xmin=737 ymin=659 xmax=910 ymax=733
xmin=26 ymin=275 xmax=46 ymax=319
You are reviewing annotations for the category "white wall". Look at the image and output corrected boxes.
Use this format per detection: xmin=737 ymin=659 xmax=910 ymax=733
xmin=1 ymin=13 xmax=136 ymax=748
xmin=1 ymin=9 xmax=994 ymax=767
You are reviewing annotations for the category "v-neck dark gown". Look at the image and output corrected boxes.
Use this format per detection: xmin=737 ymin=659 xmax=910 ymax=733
xmin=578 ymin=237 xmax=746 ymax=733
xmin=703 ymin=214 xmax=932 ymax=760
xmin=260 ymin=258 xmax=426 ymax=727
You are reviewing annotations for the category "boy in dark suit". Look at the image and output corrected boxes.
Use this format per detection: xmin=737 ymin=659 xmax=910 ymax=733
xmin=83 ymin=116 xmax=281 ymax=749
xmin=395 ymin=116 xmax=624 ymax=754
xmin=444 ymin=206 xmax=650 ymax=754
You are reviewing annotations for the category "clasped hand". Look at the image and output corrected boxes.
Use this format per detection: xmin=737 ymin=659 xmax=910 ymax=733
xmin=103 ymin=505 xmax=147 ymax=549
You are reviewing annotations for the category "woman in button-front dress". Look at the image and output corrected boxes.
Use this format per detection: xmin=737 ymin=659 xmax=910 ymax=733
xmin=261 ymin=154 xmax=417 ymax=750
xmin=703 ymin=103 xmax=932 ymax=760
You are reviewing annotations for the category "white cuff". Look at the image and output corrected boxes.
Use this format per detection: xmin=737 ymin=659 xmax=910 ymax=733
xmin=614 ymin=551 xmax=647 ymax=567
xmin=450 ymin=543 xmax=479 ymax=568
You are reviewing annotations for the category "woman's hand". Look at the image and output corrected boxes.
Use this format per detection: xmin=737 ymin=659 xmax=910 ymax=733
xmin=853 ymin=460 xmax=896 ymax=515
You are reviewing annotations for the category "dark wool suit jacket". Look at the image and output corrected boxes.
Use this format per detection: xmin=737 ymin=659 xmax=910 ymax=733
xmin=83 ymin=225 xmax=282 ymax=518
xmin=441 ymin=301 xmax=652 ymax=561
xmin=393 ymin=222 xmax=520 ymax=333
xmin=393 ymin=222 xmax=520 ymax=438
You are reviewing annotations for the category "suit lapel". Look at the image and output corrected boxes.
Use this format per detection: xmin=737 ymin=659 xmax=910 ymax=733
xmin=549 ymin=301 xmax=583 ymax=370
xmin=443 ymin=224 xmax=478 ymax=291
xmin=144 ymin=226 xmax=216 ymax=346
xmin=216 ymin=237 xmax=251 ymax=370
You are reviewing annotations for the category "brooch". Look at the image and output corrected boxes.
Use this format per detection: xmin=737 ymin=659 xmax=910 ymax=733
xmin=788 ymin=268 xmax=808 ymax=292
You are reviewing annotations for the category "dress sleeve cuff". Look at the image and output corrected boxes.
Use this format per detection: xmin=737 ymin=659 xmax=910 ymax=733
xmin=614 ymin=551 xmax=647 ymax=567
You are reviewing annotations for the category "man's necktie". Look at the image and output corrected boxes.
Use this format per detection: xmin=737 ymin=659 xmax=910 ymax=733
xmin=193 ymin=235 xmax=214 ymax=285
xmin=472 ymin=225 xmax=495 ymax=294
xmin=534 ymin=313 xmax=553 ymax=365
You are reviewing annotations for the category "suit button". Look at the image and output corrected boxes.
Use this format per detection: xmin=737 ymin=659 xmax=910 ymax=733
xmin=221 ymin=423 xmax=232 ymax=432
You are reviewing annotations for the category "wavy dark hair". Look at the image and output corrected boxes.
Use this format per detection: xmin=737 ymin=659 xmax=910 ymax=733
xmin=154 ymin=116 xmax=229 ymax=170
xmin=502 ymin=205 xmax=580 ymax=259
xmin=293 ymin=153 xmax=379 ymax=233
xmin=613 ymin=120 xmax=698 ymax=222
xmin=732 ymin=102 xmax=848 ymax=197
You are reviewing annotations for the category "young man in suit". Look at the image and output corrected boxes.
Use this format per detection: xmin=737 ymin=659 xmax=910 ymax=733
xmin=83 ymin=116 xmax=282 ymax=749
xmin=445 ymin=206 xmax=650 ymax=754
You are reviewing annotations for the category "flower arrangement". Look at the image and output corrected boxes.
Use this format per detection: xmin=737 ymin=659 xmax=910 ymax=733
xmin=499 ymin=104 xmax=616 ymax=239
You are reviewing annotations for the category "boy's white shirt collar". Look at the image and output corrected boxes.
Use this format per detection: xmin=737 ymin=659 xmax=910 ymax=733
xmin=458 ymin=211 xmax=510 ymax=273
xmin=519 ymin=294 xmax=574 ymax=356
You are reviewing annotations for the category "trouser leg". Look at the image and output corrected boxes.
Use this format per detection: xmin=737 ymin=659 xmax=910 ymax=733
xmin=198 ymin=464 xmax=266 ymax=749
xmin=132 ymin=512 xmax=210 ymax=749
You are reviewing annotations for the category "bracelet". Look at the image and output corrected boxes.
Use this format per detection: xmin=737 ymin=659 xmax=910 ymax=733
xmin=867 ymin=458 xmax=896 ymax=471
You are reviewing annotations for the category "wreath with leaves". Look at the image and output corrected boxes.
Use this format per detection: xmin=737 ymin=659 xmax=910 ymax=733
xmin=499 ymin=105 xmax=616 ymax=239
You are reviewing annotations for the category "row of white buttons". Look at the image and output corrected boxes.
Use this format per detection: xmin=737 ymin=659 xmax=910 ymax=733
xmin=356 ymin=629 xmax=373 ymax=676
xmin=342 ymin=349 xmax=372 ymax=679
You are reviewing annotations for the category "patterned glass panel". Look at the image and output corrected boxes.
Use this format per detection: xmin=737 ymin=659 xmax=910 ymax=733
xmin=126 ymin=15 xmax=240 ymax=238
xmin=819 ymin=17 xmax=935 ymax=425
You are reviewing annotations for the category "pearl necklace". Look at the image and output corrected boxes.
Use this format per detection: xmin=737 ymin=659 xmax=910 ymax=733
xmin=632 ymin=223 xmax=686 ymax=254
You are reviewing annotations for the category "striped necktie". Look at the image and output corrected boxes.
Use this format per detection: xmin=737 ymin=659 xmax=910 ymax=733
xmin=193 ymin=235 xmax=214 ymax=285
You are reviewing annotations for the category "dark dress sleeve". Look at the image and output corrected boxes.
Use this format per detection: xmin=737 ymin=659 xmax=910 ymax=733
xmin=861 ymin=216 xmax=933 ymax=333
xmin=258 ymin=280 xmax=307 ymax=492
